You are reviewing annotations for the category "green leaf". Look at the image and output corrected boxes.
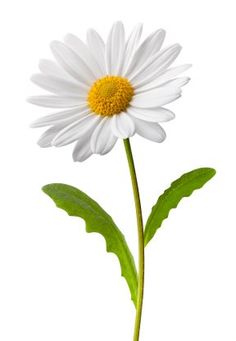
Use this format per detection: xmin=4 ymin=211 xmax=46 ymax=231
xmin=144 ymin=168 xmax=216 ymax=246
xmin=42 ymin=183 xmax=138 ymax=306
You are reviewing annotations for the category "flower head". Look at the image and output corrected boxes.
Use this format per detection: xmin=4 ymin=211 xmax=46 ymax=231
xmin=28 ymin=21 xmax=190 ymax=161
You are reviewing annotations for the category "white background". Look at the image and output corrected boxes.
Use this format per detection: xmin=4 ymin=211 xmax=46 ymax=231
xmin=0 ymin=0 xmax=235 ymax=340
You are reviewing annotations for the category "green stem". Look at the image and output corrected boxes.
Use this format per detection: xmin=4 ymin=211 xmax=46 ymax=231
xmin=123 ymin=139 xmax=145 ymax=341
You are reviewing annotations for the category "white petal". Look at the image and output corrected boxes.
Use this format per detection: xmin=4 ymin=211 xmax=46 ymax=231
xmin=90 ymin=117 xmax=117 ymax=154
xmin=161 ymin=77 xmax=190 ymax=88
xmin=149 ymin=64 xmax=191 ymax=87
xmin=27 ymin=95 xmax=85 ymax=108
xmin=131 ymin=87 xmax=181 ymax=108
xmin=131 ymin=44 xmax=182 ymax=87
xmin=27 ymin=95 xmax=86 ymax=108
xmin=105 ymin=21 xmax=125 ymax=75
xmin=50 ymin=41 xmax=95 ymax=86
xmin=52 ymin=114 xmax=101 ymax=147
xmin=87 ymin=29 xmax=106 ymax=74
xmin=135 ymin=77 xmax=190 ymax=96
xmin=90 ymin=117 xmax=108 ymax=153
xmin=135 ymin=64 xmax=191 ymax=93
xmin=38 ymin=59 xmax=75 ymax=82
xmin=158 ymin=63 xmax=191 ymax=79
xmin=124 ymin=29 xmax=165 ymax=78
xmin=72 ymin=134 xmax=93 ymax=162
xmin=111 ymin=112 xmax=135 ymax=138
xmin=102 ymin=133 xmax=117 ymax=155
xmin=133 ymin=117 xmax=166 ymax=142
xmin=127 ymin=106 xmax=175 ymax=122
xmin=64 ymin=33 xmax=103 ymax=78
xmin=121 ymin=23 xmax=143 ymax=75
xmin=37 ymin=125 xmax=63 ymax=147
xmin=31 ymin=74 xmax=88 ymax=97
xmin=31 ymin=107 xmax=90 ymax=128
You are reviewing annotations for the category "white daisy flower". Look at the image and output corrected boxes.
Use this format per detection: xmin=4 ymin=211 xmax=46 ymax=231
xmin=28 ymin=21 xmax=191 ymax=161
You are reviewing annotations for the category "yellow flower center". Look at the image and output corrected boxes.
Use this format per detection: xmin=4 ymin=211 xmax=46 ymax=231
xmin=87 ymin=76 xmax=134 ymax=116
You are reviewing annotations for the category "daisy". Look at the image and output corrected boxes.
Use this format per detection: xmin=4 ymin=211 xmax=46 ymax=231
xmin=28 ymin=21 xmax=190 ymax=161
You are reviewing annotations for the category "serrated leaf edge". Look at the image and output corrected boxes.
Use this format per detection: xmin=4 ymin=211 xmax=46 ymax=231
xmin=144 ymin=168 xmax=216 ymax=246
xmin=43 ymin=185 xmax=138 ymax=307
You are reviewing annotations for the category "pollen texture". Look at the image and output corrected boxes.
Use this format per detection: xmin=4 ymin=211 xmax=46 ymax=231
xmin=88 ymin=76 xmax=134 ymax=116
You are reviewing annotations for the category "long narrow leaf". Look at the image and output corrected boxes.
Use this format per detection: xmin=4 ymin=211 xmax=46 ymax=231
xmin=144 ymin=168 xmax=216 ymax=246
xmin=43 ymin=183 xmax=138 ymax=306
